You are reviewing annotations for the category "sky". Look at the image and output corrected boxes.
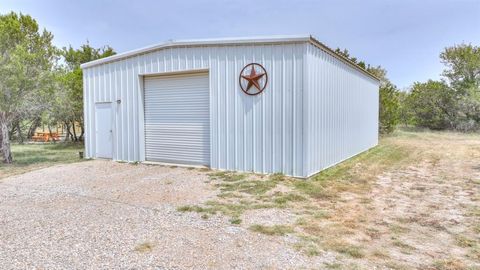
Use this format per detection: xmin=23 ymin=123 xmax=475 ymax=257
xmin=1 ymin=0 xmax=479 ymax=89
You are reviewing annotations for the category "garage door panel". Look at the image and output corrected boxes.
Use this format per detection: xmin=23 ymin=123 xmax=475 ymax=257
xmin=145 ymin=111 xmax=209 ymax=116
xmin=145 ymin=137 xmax=210 ymax=144
xmin=144 ymin=125 xmax=209 ymax=131
xmin=145 ymin=134 xmax=210 ymax=140
xmin=144 ymin=73 xmax=210 ymax=165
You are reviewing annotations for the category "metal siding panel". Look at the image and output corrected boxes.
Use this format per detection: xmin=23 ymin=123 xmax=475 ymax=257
xmin=275 ymin=47 xmax=282 ymax=172
xmin=226 ymin=49 xmax=236 ymax=170
xmin=120 ymin=61 xmax=127 ymax=161
xmin=133 ymin=56 xmax=140 ymax=161
xmin=88 ymin=68 xmax=94 ymax=158
xmin=234 ymin=47 xmax=245 ymax=171
xmin=218 ymin=47 xmax=227 ymax=169
xmin=83 ymin=70 xmax=90 ymax=158
xmin=91 ymin=68 xmax=98 ymax=157
xmin=244 ymin=46 xmax=253 ymax=172
xmin=264 ymin=46 xmax=273 ymax=173
xmin=113 ymin=63 xmax=120 ymax=160
xmin=127 ymin=59 xmax=133 ymax=160
xmin=104 ymin=65 xmax=110 ymax=102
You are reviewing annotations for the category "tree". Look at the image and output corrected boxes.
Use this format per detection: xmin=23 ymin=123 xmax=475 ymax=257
xmin=397 ymin=91 xmax=415 ymax=127
xmin=440 ymin=44 xmax=480 ymax=131
xmin=440 ymin=44 xmax=480 ymax=92
xmin=0 ymin=12 xmax=56 ymax=163
xmin=455 ymin=85 xmax=480 ymax=131
xmin=53 ymin=43 xmax=115 ymax=141
xmin=379 ymin=82 xmax=400 ymax=133
xmin=366 ymin=65 xmax=389 ymax=86
xmin=63 ymin=43 xmax=115 ymax=70
xmin=406 ymin=80 xmax=457 ymax=130
xmin=334 ymin=48 xmax=366 ymax=71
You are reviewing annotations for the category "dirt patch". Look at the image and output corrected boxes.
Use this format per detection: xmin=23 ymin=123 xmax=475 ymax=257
xmin=364 ymin=148 xmax=480 ymax=268
xmin=241 ymin=208 xmax=298 ymax=227
xmin=323 ymin=133 xmax=480 ymax=269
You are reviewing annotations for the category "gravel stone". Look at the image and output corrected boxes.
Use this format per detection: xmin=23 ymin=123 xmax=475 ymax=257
xmin=0 ymin=160 xmax=325 ymax=269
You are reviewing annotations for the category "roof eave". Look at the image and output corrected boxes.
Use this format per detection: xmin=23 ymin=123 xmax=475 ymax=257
xmin=80 ymin=35 xmax=311 ymax=69
xmin=80 ymin=34 xmax=381 ymax=82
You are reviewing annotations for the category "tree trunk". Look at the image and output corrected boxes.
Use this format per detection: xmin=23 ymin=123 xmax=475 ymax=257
xmin=72 ymin=121 xmax=78 ymax=142
xmin=0 ymin=112 xmax=13 ymax=164
xmin=66 ymin=122 xmax=75 ymax=142
xmin=16 ymin=121 xmax=24 ymax=144
xmin=79 ymin=125 xmax=84 ymax=141
xmin=9 ymin=123 xmax=15 ymax=141
xmin=48 ymin=125 xmax=55 ymax=144
xmin=63 ymin=122 xmax=71 ymax=142
xmin=27 ymin=118 xmax=40 ymax=139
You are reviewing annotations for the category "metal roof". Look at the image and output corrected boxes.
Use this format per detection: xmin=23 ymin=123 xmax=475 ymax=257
xmin=80 ymin=34 xmax=380 ymax=81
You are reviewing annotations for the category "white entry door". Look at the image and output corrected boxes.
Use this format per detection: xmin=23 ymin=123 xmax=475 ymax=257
xmin=95 ymin=103 xmax=113 ymax=158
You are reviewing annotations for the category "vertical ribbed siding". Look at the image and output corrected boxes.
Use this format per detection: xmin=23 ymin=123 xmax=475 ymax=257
xmin=304 ymin=44 xmax=379 ymax=177
xmin=83 ymin=43 xmax=305 ymax=177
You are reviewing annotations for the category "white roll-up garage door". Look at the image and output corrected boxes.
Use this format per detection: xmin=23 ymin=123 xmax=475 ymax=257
xmin=144 ymin=72 xmax=210 ymax=165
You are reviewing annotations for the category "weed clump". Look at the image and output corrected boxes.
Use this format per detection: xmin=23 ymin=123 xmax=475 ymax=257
xmin=249 ymin=224 xmax=294 ymax=236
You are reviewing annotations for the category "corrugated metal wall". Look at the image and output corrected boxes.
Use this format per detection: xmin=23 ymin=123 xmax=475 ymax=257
xmin=83 ymin=41 xmax=379 ymax=177
xmin=83 ymin=43 xmax=306 ymax=176
xmin=304 ymin=44 xmax=379 ymax=177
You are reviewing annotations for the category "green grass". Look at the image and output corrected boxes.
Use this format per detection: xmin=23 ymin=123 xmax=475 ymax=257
xmin=293 ymin=142 xmax=413 ymax=200
xmin=294 ymin=241 xmax=321 ymax=257
xmin=336 ymin=245 xmax=365 ymax=258
xmin=468 ymin=206 xmax=480 ymax=217
xmin=272 ymin=193 xmax=306 ymax=204
xmin=389 ymin=224 xmax=410 ymax=234
xmin=324 ymin=240 xmax=366 ymax=258
xmin=177 ymin=172 xmax=294 ymax=221
xmin=229 ymin=217 xmax=242 ymax=224
xmin=177 ymin=201 xmax=247 ymax=219
xmin=0 ymin=142 xmax=85 ymax=179
xmin=460 ymin=236 xmax=479 ymax=261
xmin=216 ymin=179 xmax=278 ymax=195
xmin=455 ymin=235 xmax=476 ymax=248
xmin=209 ymin=171 xmax=247 ymax=182
xmin=213 ymin=173 xmax=283 ymax=196
xmin=249 ymin=224 xmax=294 ymax=236
xmin=391 ymin=236 xmax=416 ymax=253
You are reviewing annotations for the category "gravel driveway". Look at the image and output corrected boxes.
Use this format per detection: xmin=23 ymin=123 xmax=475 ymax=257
xmin=0 ymin=160 xmax=316 ymax=269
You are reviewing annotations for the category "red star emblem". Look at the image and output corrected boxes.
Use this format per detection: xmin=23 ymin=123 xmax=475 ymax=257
xmin=241 ymin=66 xmax=266 ymax=92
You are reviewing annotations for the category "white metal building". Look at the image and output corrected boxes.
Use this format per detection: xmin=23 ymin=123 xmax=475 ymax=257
xmin=81 ymin=35 xmax=379 ymax=178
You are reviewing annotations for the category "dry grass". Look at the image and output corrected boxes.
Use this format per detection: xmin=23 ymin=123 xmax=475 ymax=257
xmin=431 ymin=258 xmax=467 ymax=270
xmin=134 ymin=241 xmax=155 ymax=253
xmin=177 ymin=129 xmax=480 ymax=268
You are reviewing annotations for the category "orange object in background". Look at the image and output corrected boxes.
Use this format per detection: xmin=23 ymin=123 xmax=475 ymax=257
xmin=32 ymin=132 xmax=60 ymax=142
